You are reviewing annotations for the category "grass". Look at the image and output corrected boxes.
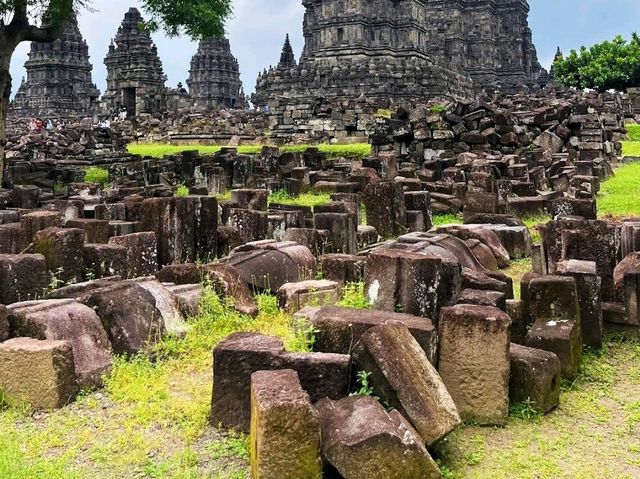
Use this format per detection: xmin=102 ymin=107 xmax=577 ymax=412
xmin=83 ymin=167 xmax=109 ymax=186
xmin=128 ymin=143 xmax=372 ymax=160
xmin=175 ymin=185 xmax=190 ymax=197
xmin=0 ymin=288 xmax=309 ymax=478
xmin=435 ymin=336 xmax=640 ymax=478
xmin=625 ymin=124 xmax=640 ymax=142
xmin=433 ymin=214 xmax=464 ymax=227
xmin=523 ymin=215 xmax=551 ymax=244
xmin=268 ymin=190 xmax=332 ymax=208
xmin=598 ymin=162 xmax=640 ymax=218
xmin=503 ymin=257 xmax=533 ymax=300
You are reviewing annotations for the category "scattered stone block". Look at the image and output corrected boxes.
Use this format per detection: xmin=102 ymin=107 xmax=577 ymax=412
xmin=319 ymin=254 xmax=366 ymax=287
xmin=316 ymin=396 xmax=440 ymax=479
xmin=313 ymin=212 xmax=357 ymax=254
xmin=211 ymin=332 xmax=350 ymax=432
xmin=457 ymin=288 xmax=506 ymax=310
xmin=81 ymin=282 xmax=165 ymax=355
xmin=83 ymin=243 xmax=128 ymax=279
xmin=509 ymin=343 xmax=561 ymax=414
xmin=7 ymin=299 xmax=112 ymax=387
xmin=20 ymin=210 xmax=61 ymax=243
xmin=134 ymin=279 xmax=188 ymax=337
xmin=556 ymin=260 xmax=603 ymax=348
xmin=108 ymin=232 xmax=158 ymax=278
xmin=250 ymin=370 xmax=322 ymax=479
xmin=296 ymin=305 xmax=437 ymax=363
xmin=0 ymin=254 xmax=48 ymax=304
xmin=362 ymin=182 xmax=407 ymax=239
xmin=0 ymin=338 xmax=77 ymax=409
xmin=352 ymin=322 xmax=460 ymax=445
xmin=66 ymin=218 xmax=110 ymax=243
xmin=32 ymin=227 xmax=85 ymax=285
xmin=438 ymin=304 xmax=511 ymax=425
xmin=277 ymin=280 xmax=339 ymax=313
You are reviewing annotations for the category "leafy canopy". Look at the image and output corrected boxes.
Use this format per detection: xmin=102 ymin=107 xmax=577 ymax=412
xmin=0 ymin=0 xmax=232 ymax=41
xmin=553 ymin=33 xmax=640 ymax=92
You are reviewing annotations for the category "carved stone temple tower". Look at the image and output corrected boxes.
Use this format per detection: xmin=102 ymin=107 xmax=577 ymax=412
xmin=187 ymin=37 xmax=247 ymax=109
xmin=101 ymin=7 xmax=167 ymax=116
xmin=253 ymin=0 xmax=474 ymax=107
xmin=10 ymin=17 xmax=100 ymax=119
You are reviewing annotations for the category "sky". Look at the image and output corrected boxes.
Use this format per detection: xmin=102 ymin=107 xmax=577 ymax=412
xmin=8 ymin=0 xmax=640 ymax=98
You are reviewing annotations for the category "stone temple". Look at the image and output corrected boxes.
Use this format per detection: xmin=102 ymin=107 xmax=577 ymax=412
xmin=187 ymin=38 xmax=247 ymax=109
xmin=254 ymin=0 xmax=548 ymax=106
xmin=101 ymin=8 xmax=167 ymax=116
xmin=10 ymin=17 xmax=100 ymax=119
xmin=422 ymin=0 xmax=547 ymax=91
xmin=253 ymin=0 xmax=474 ymax=107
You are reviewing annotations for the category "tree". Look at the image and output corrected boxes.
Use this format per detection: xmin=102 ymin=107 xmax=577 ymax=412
xmin=0 ymin=0 xmax=232 ymax=183
xmin=553 ymin=34 xmax=640 ymax=92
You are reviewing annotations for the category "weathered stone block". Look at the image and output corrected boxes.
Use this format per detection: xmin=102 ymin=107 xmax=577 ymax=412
xmin=353 ymin=322 xmax=460 ymax=445
xmin=438 ymin=304 xmax=511 ymax=425
xmin=211 ymin=333 xmax=350 ymax=432
xmin=362 ymin=181 xmax=406 ymax=239
xmin=83 ymin=244 xmax=128 ymax=279
xmin=296 ymin=305 xmax=437 ymax=363
xmin=316 ymin=396 xmax=440 ymax=479
xmin=319 ymin=254 xmax=366 ymax=287
xmin=108 ymin=232 xmax=158 ymax=278
xmin=509 ymin=343 xmax=561 ymax=414
xmin=250 ymin=369 xmax=322 ymax=479
xmin=7 ymin=299 xmax=112 ymax=387
xmin=33 ymin=227 xmax=84 ymax=285
xmin=0 ymin=254 xmax=47 ymax=304
xmin=0 ymin=338 xmax=77 ymax=409
xmin=81 ymin=282 xmax=165 ymax=355
xmin=277 ymin=280 xmax=339 ymax=313
xmin=0 ymin=305 xmax=7 ymax=342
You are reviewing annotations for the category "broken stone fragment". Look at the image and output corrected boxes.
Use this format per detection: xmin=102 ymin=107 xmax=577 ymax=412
xmin=0 ymin=338 xmax=78 ymax=409
xmin=250 ymin=369 xmax=322 ymax=479
xmin=316 ymin=396 xmax=441 ymax=479
xmin=352 ymin=321 xmax=461 ymax=445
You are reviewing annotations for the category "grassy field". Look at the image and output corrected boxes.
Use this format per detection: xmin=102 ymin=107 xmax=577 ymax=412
xmin=128 ymin=143 xmax=372 ymax=160
xmin=598 ymin=162 xmax=640 ymax=218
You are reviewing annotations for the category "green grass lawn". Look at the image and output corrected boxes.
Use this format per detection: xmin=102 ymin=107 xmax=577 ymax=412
xmin=625 ymin=124 xmax=640 ymax=142
xmin=128 ymin=143 xmax=372 ymax=160
xmin=598 ymin=161 xmax=640 ymax=218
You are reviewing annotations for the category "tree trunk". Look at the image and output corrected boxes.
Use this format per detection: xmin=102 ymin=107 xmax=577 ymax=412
xmin=0 ymin=46 xmax=12 ymax=187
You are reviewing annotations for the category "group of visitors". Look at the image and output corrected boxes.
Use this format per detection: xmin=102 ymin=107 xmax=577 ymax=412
xmin=28 ymin=118 xmax=65 ymax=132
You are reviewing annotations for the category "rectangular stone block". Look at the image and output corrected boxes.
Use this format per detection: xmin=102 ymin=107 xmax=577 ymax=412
xmin=0 ymin=254 xmax=48 ymax=305
xmin=250 ymin=370 xmax=322 ymax=479
xmin=353 ymin=322 xmax=460 ymax=446
xmin=211 ymin=332 xmax=350 ymax=433
xmin=296 ymin=305 xmax=437 ymax=364
xmin=438 ymin=304 xmax=511 ymax=425
xmin=277 ymin=280 xmax=339 ymax=313
xmin=509 ymin=343 xmax=561 ymax=414
xmin=0 ymin=338 xmax=77 ymax=409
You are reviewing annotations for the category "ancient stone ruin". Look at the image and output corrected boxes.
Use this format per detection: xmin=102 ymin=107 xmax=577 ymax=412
xmin=187 ymin=37 xmax=247 ymax=109
xmin=1 ymin=79 xmax=639 ymax=476
xmin=253 ymin=0 xmax=474 ymax=107
xmin=101 ymin=7 xmax=168 ymax=117
xmin=10 ymin=17 xmax=100 ymax=119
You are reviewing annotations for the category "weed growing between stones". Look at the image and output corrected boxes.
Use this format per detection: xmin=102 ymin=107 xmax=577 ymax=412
xmin=268 ymin=189 xmax=332 ymax=208
xmin=337 ymin=282 xmax=371 ymax=309
xmin=175 ymin=184 xmax=190 ymax=197
xmin=83 ymin=167 xmax=109 ymax=186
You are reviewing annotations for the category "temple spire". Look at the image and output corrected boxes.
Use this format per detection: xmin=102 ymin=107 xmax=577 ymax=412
xmin=278 ymin=34 xmax=296 ymax=69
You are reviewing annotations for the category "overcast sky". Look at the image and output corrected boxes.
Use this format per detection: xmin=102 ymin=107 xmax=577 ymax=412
xmin=8 ymin=0 xmax=640 ymax=97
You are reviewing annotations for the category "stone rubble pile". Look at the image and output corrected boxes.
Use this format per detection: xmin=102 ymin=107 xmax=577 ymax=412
xmin=0 ymin=90 xmax=638 ymax=478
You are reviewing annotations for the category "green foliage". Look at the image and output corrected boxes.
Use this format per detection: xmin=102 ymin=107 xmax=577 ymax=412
xmin=522 ymin=215 xmax=551 ymax=244
xmin=429 ymin=104 xmax=447 ymax=114
xmin=351 ymin=371 xmax=378 ymax=399
xmin=553 ymin=33 xmax=640 ymax=91
xmin=626 ymin=124 xmax=640 ymax=141
xmin=338 ymin=282 xmax=371 ymax=309
xmin=509 ymin=399 xmax=543 ymax=422
xmin=375 ymin=109 xmax=393 ymax=119
xmin=175 ymin=184 xmax=190 ymax=197
xmin=83 ymin=167 xmax=109 ymax=186
xmin=432 ymin=214 xmax=463 ymax=227
xmin=128 ymin=143 xmax=373 ymax=160
xmin=598 ymin=160 xmax=640 ymax=217
xmin=268 ymin=189 xmax=332 ymax=208
xmin=138 ymin=0 xmax=231 ymax=39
